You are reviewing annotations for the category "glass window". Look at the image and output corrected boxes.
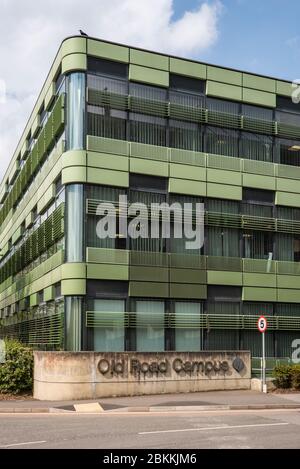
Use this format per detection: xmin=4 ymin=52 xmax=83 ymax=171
xmin=276 ymin=233 xmax=300 ymax=262
xmin=206 ymin=198 xmax=240 ymax=214
xmin=277 ymin=206 xmax=300 ymax=220
xmin=88 ymin=105 xmax=127 ymax=140
xmin=243 ymin=188 xmax=274 ymax=204
xmin=243 ymin=231 xmax=273 ymax=260
xmin=207 ymin=227 xmax=240 ymax=257
xmin=87 ymin=74 xmax=127 ymax=95
xmin=169 ymin=74 xmax=205 ymax=94
xmin=174 ymin=301 xmax=203 ymax=351
xmin=206 ymin=301 xmax=240 ymax=350
xmin=240 ymin=132 xmax=273 ymax=162
xmin=205 ymin=126 xmax=239 ymax=157
xmin=277 ymin=96 xmax=300 ymax=113
xmin=129 ymin=189 xmax=166 ymax=252
xmin=275 ymin=138 xmax=300 ymax=166
xmin=242 ymin=104 xmax=273 ymax=121
xmin=129 ymin=113 xmax=166 ymax=146
xmin=93 ymin=299 xmax=125 ymax=352
xmin=276 ymin=110 xmax=300 ymax=126
xmin=129 ymin=82 xmax=167 ymax=101
xmin=87 ymin=57 xmax=128 ymax=79
xmin=87 ymin=185 xmax=126 ymax=249
xmin=169 ymin=120 xmax=203 ymax=151
xmin=242 ymin=202 xmax=273 ymax=218
xmin=169 ymin=194 xmax=204 ymax=255
xmin=169 ymin=90 xmax=204 ymax=109
xmin=207 ymin=98 xmax=239 ymax=115
xmin=135 ymin=300 xmax=165 ymax=352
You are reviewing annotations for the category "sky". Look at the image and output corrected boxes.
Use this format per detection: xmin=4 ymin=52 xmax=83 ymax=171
xmin=1 ymin=0 xmax=300 ymax=181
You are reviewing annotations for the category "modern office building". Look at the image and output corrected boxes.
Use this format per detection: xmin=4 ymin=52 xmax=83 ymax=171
xmin=0 ymin=35 xmax=300 ymax=358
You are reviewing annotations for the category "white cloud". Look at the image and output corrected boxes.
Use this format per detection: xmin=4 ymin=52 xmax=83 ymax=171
xmin=0 ymin=0 xmax=222 ymax=180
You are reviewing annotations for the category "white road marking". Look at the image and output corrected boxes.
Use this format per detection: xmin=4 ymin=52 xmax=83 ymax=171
xmin=139 ymin=422 xmax=289 ymax=435
xmin=0 ymin=440 xmax=46 ymax=448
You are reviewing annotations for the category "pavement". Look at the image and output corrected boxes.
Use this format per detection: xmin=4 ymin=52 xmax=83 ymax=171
xmin=1 ymin=389 xmax=300 ymax=413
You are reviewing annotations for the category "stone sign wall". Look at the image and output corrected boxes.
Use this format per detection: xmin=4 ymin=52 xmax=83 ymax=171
xmin=34 ymin=351 xmax=251 ymax=400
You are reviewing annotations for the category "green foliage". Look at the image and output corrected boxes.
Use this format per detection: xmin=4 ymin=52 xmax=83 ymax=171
xmin=0 ymin=339 xmax=33 ymax=394
xmin=272 ymin=364 xmax=300 ymax=389
xmin=272 ymin=364 xmax=293 ymax=389
xmin=291 ymin=365 xmax=300 ymax=390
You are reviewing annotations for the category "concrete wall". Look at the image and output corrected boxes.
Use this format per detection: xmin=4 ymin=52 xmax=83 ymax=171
xmin=34 ymin=351 xmax=251 ymax=401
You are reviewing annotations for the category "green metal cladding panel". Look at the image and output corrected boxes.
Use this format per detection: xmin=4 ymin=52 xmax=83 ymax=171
xmin=169 ymin=58 xmax=207 ymax=79
xmin=61 ymin=37 xmax=87 ymax=57
xmin=44 ymin=83 xmax=56 ymax=110
xmin=87 ymin=135 xmax=129 ymax=155
xmin=61 ymin=53 xmax=87 ymax=73
xmin=242 ymin=73 xmax=276 ymax=93
xmin=242 ymin=88 xmax=276 ymax=107
xmin=207 ymin=168 xmax=241 ymax=186
xmin=130 ymin=142 xmax=169 ymax=161
xmin=62 ymin=263 xmax=86 ymax=279
xmin=243 ymin=173 xmax=276 ymax=191
xmin=206 ymin=81 xmax=242 ymax=101
xmin=87 ymin=264 xmax=129 ymax=281
xmin=276 ymin=178 xmax=300 ymax=194
xmin=43 ymin=286 xmax=55 ymax=302
xmin=276 ymin=275 xmax=300 ymax=289
xmin=87 ymin=39 xmax=129 ymax=63
xmin=242 ymin=287 xmax=277 ymax=302
xmin=207 ymin=271 xmax=243 ymax=286
xmin=169 ymin=283 xmax=207 ymax=299
xmin=243 ymin=273 xmax=277 ymax=288
xmin=30 ymin=293 xmax=38 ymax=307
xmin=169 ymin=164 xmax=206 ymax=181
xmin=206 ymin=183 xmax=242 ymax=200
xmin=130 ymin=158 xmax=169 ymax=177
xmin=129 ymin=281 xmax=169 ymax=297
xmin=129 ymin=64 xmax=169 ymax=87
xmin=242 ymin=158 xmax=275 ymax=176
xmin=169 ymin=268 xmax=206 ymax=284
xmin=61 ymin=279 xmax=86 ymax=295
xmin=87 ymin=167 xmax=129 ymax=187
xmin=62 ymin=151 xmax=87 ymax=169
xmin=12 ymin=226 xmax=22 ymax=245
xmin=129 ymin=266 xmax=169 ymax=282
xmin=130 ymin=49 xmax=169 ymax=70
xmin=277 ymin=289 xmax=300 ymax=303
xmin=62 ymin=166 xmax=87 ymax=184
xmin=86 ymin=247 xmax=129 ymax=264
xmin=88 ymin=152 xmax=129 ymax=172
xmin=276 ymin=80 xmax=293 ymax=97
xmin=169 ymin=178 xmax=206 ymax=196
xmin=276 ymin=192 xmax=300 ymax=207
xmin=207 ymin=66 xmax=242 ymax=86
xmin=37 ymin=184 xmax=56 ymax=214
xmin=31 ymin=114 xmax=41 ymax=137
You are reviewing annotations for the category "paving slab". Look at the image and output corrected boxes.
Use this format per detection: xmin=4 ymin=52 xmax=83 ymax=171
xmin=1 ymin=390 xmax=300 ymax=413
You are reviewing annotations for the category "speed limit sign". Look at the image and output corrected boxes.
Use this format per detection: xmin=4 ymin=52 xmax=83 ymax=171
xmin=258 ymin=316 xmax=267 ymax=333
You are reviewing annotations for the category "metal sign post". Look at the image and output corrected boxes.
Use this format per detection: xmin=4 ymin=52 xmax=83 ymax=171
xmin=257 ymin=316 xmax=268 ymax=393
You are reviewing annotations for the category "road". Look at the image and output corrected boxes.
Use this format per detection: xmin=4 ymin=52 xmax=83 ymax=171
xmin=0 ymin=409 xmax=300 ymax=449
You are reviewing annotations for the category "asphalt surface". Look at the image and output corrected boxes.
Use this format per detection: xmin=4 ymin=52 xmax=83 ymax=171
xmin=0 ymin=409 xmax=300 ymax=449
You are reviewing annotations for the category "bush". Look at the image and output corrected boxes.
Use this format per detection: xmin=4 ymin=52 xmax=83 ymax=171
xmin=0 ymin=339 xmax=33 ymax=394
xmin=272 ymin=364 xmax=293 ymax=389
xmin=291 ymin=365 xmax=300 ymax=390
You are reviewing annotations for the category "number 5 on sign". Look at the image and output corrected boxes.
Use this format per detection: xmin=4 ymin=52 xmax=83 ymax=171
xmin=258 ymin=316 xmax=267 ymax=333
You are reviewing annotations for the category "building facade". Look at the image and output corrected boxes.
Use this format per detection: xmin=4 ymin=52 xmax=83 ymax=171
xmin=0 ymin=36 xmax=300 ymax=358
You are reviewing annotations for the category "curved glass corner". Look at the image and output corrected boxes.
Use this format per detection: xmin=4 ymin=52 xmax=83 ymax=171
xmin=66 ymin=72 xmax=85 ymax=150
